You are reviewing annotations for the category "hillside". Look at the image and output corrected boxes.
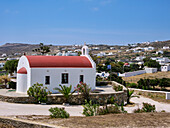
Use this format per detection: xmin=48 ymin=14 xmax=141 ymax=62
xmin=150 ymin=40 xmax=170 ymax=48
xmin=123 ymin=71 xmax=170 ymax=83
xmin=0 ymin=43 xmax=39 ymax=55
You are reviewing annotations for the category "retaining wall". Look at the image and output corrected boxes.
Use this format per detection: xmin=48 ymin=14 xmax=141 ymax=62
xmin=129 ymin=88 xmax=170 ymax=100
xmin=0 ymin=92 xmax=127 ymax=106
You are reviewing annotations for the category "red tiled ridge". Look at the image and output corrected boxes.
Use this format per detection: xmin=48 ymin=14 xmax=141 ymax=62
xmin=25 ymin=56 xmax=92 ymax=68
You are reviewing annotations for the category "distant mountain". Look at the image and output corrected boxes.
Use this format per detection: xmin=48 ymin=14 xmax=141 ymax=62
xmin=150 ymin=40 xmax=170 ymax=48
xmin=0 ymin=43 xmax=39 ymax=55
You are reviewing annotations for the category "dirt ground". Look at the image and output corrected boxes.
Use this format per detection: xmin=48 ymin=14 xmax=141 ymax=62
xmin=13 ymin=113 xmax=170 ymax=128
xmin=123 ymin=71 xmax=170 ymax=83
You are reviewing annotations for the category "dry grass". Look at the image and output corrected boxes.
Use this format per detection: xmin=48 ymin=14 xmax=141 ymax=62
xmin=0 ymin=75 xmax=11 ymax=85
xmin=123 ymin=71 xmax=170 ymax=83
xmin=13 ymin=113 xmax=170 ymax=128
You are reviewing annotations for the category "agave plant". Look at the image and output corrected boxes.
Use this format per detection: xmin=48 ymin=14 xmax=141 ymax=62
xmin=127 ymin=88 xmax=139 ymax=104
xmin=54 ymin=85 xmax=75 ymax=103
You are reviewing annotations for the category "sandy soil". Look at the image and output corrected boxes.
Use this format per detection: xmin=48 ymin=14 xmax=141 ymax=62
xmin=13 ymin=113 xmax=170 ymax=128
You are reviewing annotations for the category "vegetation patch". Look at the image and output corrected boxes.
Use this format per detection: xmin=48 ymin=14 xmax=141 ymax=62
xmin=134 ymin=102 xmax=156 ymax=113
xmin=27 ymin=82 xmax=51 ymax=103
xmin=49 ymin=107 xmax=70 ymax=118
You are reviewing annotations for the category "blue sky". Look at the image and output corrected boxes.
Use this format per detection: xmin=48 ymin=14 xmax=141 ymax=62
xmin=0 ymin=0 xmax=170 ymax=45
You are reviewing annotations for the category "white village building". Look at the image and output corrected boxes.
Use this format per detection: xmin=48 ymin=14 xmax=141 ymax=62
xmin=17 ymin=45 xmax=96 ymax=93
xmin=161 ymin=64 xmax=170 ymax=72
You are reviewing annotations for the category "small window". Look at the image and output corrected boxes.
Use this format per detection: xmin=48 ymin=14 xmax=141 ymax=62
xmin=45 ymin=76 xmax=50 ymax=85
xmin=83 ymin=48 xmax=85 ymax=55
xmin=62 ymin=73 xmax=68 ymax=84
xmin=80 ymin=75 xmax=84 ymax=83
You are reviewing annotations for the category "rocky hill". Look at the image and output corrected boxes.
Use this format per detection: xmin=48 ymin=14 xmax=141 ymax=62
xmin=150 ymin=40 xmax=170 ymax=48
xmin=0 ymin=43 xmax=39 ymax=55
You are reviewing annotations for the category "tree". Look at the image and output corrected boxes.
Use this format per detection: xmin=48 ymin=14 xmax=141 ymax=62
xmin=130 ymin=64 xmax=140 ymax=71
xmin=4 ymin=60 xmax=18 ymax=75
xmin=143 ymin=57 xmax=151 ymax=63
xmin=105 ymin=58 xmax=115 ymax=65
xmin=159 ymin=78 xmax=170 ymax=89
xmin=149 ymin=79 xmax=159 ymax=89
xmin=144 ymin=59 xmax=161 ymax=69
xmin=137 ymin=78 xmax=146 ymax=89
xmin=110 ymin=63 xmax=123 ymax=73
xmin=54 ymin=85 xmax=75 ymax=103
xmin=32 ymin=43 xmax=50 ymax=55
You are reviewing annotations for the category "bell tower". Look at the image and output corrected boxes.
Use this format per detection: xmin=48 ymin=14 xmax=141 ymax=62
xmin=81 ymin=42 xmax=89 ymax=56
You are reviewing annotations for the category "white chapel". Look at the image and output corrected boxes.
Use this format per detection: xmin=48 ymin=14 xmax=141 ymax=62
xmin=16 ymin=45 xmax=96 ymax=93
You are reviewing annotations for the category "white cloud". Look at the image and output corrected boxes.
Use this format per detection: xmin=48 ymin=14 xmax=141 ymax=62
xmin=92 ymin=7 xmax=99 ymax=11
xmin=4 ymin=9 xmax=10 ymax=14
xmin=100 ymin=0 xmax=112 ymax=5
xmin=4 ymin=9 xmax=19 ymax=14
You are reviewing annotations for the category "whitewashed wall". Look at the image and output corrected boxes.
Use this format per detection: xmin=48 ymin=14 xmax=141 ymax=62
xmin=30 ymin=68 xmax=96 ymax=93
xmin=145 ymin=68 xmax=157 ymax=73
xmin=17 ymin=56 xmax=31 ymax=93
xmin=119 ymin=70 xmax=146 ymax=77
xmin=161 ymin=65 xmax=170 ymax=72
xmin=16 ymin=74 xmax=27 ymax=93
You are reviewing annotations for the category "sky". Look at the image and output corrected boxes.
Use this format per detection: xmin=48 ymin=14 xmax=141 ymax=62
xmin=0 ymin=0 xmax=170 ymax=45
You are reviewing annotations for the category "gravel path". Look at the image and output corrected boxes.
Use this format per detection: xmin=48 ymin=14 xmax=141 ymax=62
xmin=124 ymin=96 xmax=170 ymax=113
xmin=0 ymin=96 xmax=169 ymax=116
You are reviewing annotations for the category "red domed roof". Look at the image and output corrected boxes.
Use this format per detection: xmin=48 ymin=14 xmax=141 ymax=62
xmin=124 ymin=63 xmax=129 ymax=66
xmin=17 ymin=67 xmax=27 ymax=74
xmin=25 ymin=56 xmax=92 ymax=68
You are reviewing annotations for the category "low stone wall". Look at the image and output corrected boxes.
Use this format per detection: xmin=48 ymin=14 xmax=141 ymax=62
xmin=129 ymin=88 xmax=170 ymax=99
xmin=0 ymin=91 xmax=127 ymax=105
xmin=48 ymin=91 xmax=127 ymax=105
xmin=0 ymin=95 xmax=36 ymax=104
xmin=0 ymin=81 xmax=127 ymax=105
xmin=0 ymin=117 xmax=53 ymax=128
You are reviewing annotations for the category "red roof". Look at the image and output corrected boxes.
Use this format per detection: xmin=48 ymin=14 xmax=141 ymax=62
xmin=17 ymin=67 xmax=27 ymax=74
xmin=124 ymin=63 xmax=129 ymax=66
xmin=25 ymin=56 xmax=92 ymax=68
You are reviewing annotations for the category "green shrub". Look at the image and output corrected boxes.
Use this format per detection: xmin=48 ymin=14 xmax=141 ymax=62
xmin=98 ymin=104 xmax=121 ymax=115
xmin=8 ymin=81 xmax=16 ymax=89
xmin=133 ymin=102 xmax=156 ymax=113
xmin=27 ymin=82 xmax=51 ymax=103
xmin=127 ymin=83 xmax=137 ymax=88
xmin=142 ymin=103 xmax=156 ymax=112
xmin=98 ymin=103 xmax=127 ymax=115
xmin=133 ymin=108 xmax=143 ymax=113
xmin=82 ymin=100 xmax=99 ymax=116
xmin=113 ymin=85 xmax=123 ymax=91
xmin=108 ymin=73 xmax=126 ymax=86
xmin=49 ymin=107 xmax=70 ymax=118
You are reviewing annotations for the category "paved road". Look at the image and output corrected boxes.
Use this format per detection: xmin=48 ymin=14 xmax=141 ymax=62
xmin=0 ymin=102 xmax=84 ymax=116
xmin=0 ymin=96 xmax=169 ymax=116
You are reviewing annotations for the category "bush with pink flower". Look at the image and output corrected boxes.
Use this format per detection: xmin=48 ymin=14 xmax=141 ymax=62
xmin=74 ymin=82 xmax=91 ymax=102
